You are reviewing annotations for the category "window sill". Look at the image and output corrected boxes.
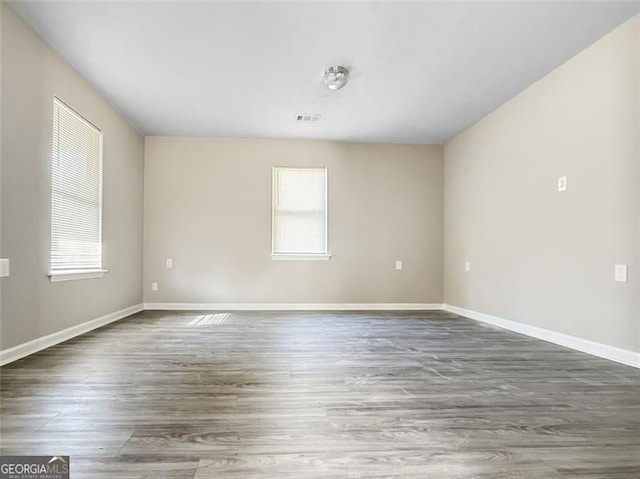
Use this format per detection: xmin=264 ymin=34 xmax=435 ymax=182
xmin=49 ymin=269 xmax=109 ymax=282
xmin=271 ymin=254 xmax=331 ymax=261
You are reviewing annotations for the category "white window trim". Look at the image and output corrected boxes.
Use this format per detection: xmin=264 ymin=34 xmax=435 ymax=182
xmin=271 ymin=254 xmax=331 ymax=261
xmin=271 ymin=166 xmax=329 ymax=258
xmin=49 ymin=269 xmax=109 ymax=282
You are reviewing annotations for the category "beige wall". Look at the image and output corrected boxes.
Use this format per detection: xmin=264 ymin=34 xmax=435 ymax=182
xmin=0 ymin=2 xmax=4 ymax=336
xmin=0 ymin=3 xmax=144 ymax=350
xmin=444 ymin=16 xmax=639 ymax=352
xmin=144 ymin=137 xmax=443 ymax=304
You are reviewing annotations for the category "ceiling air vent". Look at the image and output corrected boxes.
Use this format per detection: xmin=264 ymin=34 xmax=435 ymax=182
xmin=296 ymin=114 xmax=321 ymax=122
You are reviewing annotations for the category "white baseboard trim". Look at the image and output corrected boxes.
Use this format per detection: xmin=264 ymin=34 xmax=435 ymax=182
xmin=0 ymin=303 xmax=144 ymax=366
xmin=444 ymin=304 xmax=639 ymax=369
xmin=10 ymin=301 xmax=634 ymax=369
xmin=143 ymin=302 xmax=444 ymax=311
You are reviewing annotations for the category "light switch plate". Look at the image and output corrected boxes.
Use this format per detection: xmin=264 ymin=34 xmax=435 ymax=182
xmin=395 ymin=260 xmax=403 ymax=271
xmin=465 ymin=262 xmax=471 ymax=272
xmin=151 ymin=282 xmax=159 ymax=291
xmin=557 ymin=176 xmax=567 ymax=192
xmin=0 ymin=259 xmax=9 ymax=278
xmin=614 ymin=264 xmax=628 ymax=282
xmin=166 ymin=258 xmax=173 ymax=268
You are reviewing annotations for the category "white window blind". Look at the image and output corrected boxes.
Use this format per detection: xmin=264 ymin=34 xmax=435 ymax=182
xmin=50 ymin=98 xmax=103 ymax=272
xmin=272 ymin=167 xmax=327 ymax=255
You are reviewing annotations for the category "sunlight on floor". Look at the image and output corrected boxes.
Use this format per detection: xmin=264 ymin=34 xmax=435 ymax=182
xmin=188 ymin=313 xmax=230 ymax=326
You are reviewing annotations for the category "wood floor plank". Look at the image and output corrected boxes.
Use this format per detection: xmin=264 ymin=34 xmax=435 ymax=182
xmin=193 ymin=449 xmax=563 ymax=479
xmin=1 ymin=310 xmax=638 ymax=478
xmin=70 ymin=456 xmax=199 ymax=479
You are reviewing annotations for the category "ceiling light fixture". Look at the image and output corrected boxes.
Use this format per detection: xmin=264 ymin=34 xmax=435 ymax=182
xmin=323 ymin=66 xmax=350 ymax=90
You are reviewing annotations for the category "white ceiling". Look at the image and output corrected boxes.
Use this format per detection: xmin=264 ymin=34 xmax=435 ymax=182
xmin=10 ymin=1 xmax=639 ymax=144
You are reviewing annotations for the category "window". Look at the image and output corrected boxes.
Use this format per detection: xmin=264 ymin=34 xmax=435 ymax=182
xmin=50 ymin=98 xmax=105 ymax=280
xmin=272 ymin=167 xmax=329 ymax=259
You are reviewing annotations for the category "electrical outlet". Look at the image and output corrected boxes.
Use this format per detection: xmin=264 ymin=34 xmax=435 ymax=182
xmin=395 ymin=260 xmax=403 ymax=271
xmin=557 ymin=176 xmax=567 ymax=192
xmin=465 ymin=262 xmax=471 ymax=272
xmin=0 ymin=259 xmax=9 ymax=278
xmin=614 ymin=264 xmax=628 ymax=282
xmin=151 ymin=282 xmax=159 ymax=292
xmin=166 ymin=258 xmax=173 ymax=268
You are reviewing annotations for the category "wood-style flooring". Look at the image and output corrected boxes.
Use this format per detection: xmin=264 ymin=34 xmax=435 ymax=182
xmin=1 ymin=310 xmax=639 ymax=478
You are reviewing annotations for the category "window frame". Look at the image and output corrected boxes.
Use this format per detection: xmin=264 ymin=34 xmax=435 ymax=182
xmin=271 ymin=166 xmax=330 ymax=261
xmin=49 ymin=97 xmax=108 ymax=282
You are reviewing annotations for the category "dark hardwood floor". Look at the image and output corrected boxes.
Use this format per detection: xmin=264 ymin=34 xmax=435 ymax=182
xmin=1 ymin=310 xmax=639 ymax=478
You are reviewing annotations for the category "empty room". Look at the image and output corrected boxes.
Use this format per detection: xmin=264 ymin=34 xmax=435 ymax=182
xmin=0 ymin=1 xmax=639 ymax=478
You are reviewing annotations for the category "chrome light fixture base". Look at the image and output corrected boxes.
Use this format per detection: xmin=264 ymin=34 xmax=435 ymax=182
xmin=323 ymin=66 xmax=350 ymax=90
